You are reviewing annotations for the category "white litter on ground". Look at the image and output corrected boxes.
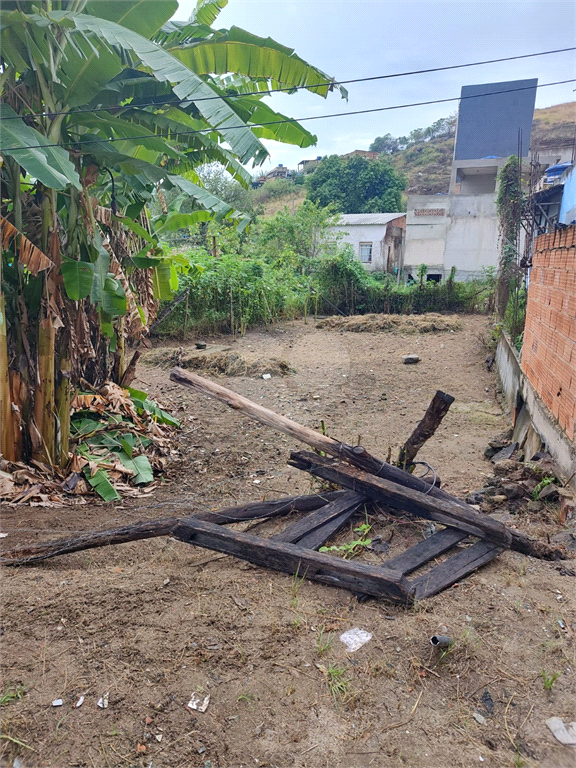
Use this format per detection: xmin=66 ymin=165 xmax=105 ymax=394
xmin=339 ymin=628 xmax=372 ymax=652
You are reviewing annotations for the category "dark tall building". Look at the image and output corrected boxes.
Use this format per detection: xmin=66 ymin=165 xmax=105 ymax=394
xmin=454 ymin=79 xmax=538 ymax=160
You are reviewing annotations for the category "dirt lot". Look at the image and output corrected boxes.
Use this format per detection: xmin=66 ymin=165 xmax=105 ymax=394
xmin=1 ymin=315 xmax=575 ymax=768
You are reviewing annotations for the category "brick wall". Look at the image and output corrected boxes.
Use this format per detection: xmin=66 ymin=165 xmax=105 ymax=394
xmin=521 ymin=225 xmax=576 ymax=442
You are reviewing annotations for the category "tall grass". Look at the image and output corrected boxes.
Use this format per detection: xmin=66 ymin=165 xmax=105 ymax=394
xmin=154 ymin=248 xmax=493 ymax=338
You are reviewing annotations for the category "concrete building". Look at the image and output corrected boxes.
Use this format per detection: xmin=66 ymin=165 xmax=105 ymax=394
xmin=329 ymin=213 xmax=405 ymax=273
xmin=404 ymin=78 xmax=538 ymax=281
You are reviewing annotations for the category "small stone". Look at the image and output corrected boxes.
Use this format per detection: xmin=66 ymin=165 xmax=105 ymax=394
xmin=526 ymin=500 xmax=543 ymax=512
xmin=473 ymin=711 xmax=487 ymax=725
xmin=490 ymin=443 xmax=518 ymax=463
xmin=493 ymin=459 xmax=520 ymax=476
xmin=466 ymin=490 xmax=486 ymax=504
xmin=402 ymin=354 xmax=420 ymax=364
xmin=489 ymin=512 xmax=516 ymax=524
xmin=490 ymin=495 xmax=507 ymax=504
xmin=500 ymin=482 xmax=526 ymax=500
xmin=195 ymin=342 xmax=207 ymax=350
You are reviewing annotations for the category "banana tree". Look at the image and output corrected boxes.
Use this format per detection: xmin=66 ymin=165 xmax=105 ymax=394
xmin=1 ymin=0 xmax=344 ymax=468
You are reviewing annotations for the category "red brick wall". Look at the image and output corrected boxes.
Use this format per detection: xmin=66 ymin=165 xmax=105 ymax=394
xmin=521 ymin=226 xmax=576 ymax=442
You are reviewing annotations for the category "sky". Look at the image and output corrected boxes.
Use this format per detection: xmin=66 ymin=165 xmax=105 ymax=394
xmin=175 ymin=0 xmax=576 ymax=172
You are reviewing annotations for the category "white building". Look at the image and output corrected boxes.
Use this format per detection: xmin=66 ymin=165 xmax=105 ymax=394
xmin=329 ymin=213 xmax=405 ymax=273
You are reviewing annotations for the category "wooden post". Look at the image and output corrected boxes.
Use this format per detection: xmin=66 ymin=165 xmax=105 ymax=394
xmin=397 ymin=390 xmax=455 ymax=469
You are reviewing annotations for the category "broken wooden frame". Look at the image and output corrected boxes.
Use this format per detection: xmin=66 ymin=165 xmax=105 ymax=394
xmin=2 ymin=370 xmax=570 ymax=605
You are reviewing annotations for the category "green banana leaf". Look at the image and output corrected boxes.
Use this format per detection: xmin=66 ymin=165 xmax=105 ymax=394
xmin=50 ymin=10 xmax=269 ymax=165
xmin=83 ymin=467 xmax=120 ymax=501
xmin=61 ymin=258 xmax=94 ymax=301
xmin=168 ymin=26 xmax=347 ymax=99
xmin=0 ymin=104 xmax=82 ymax=190
xmin=84 ymin=0 xmax=177 ymax=38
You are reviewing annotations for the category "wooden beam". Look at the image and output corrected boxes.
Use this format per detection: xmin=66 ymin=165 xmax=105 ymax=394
xmin=289 ymin=450 xmax=512 ymax=545
xmin=384 ymin=527 xmax=469 ymax=575
xmin=173 ymin=517 xmax=414 ymax=604
xmin=1 ymin=491 xmax=346 ymax=566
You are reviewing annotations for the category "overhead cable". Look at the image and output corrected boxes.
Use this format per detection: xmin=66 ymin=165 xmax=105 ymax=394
xmin=2 ymin=79 xmax=573 ymax=154
xmin=1 ymin=45 xmax=574 ymax=122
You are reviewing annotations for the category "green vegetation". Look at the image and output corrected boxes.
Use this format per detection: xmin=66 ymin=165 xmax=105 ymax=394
xmin=320 ymin=523 xmax=373 ymax=559
xmin=496 ymin=156 xmax=527 ymax=349
xmin=0 ymin=686 xmax=25 ymax=707
xmin=317 ymin=627 xmax=333 ymax=656
xmin=542 ymin=670 xmax=560 ymax=690
xmin=306 ymin=155 xmax=406 ymax=213
xmin=154 ymin=204 xmax=494 ymax=338
xmin=325 ymin=664 xmax=351 ymax=702
xmin=1 ymin=0 xmax=345 ymax=470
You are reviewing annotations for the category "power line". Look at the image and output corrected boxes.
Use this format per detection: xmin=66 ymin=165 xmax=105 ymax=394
xmin=2 ymin=79 xmax=574 ymax=153
xmin=1 ymin=46 xmax=574 ymax=122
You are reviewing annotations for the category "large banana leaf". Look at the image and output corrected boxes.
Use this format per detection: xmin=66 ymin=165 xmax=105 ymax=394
xmin=0 ymin=104 xmax=82 ymax=190
xmin=84 ymin=0 xmax=177 ymax=38
xmin=49 ymin=10 xmax=269 ymax=165
xmin=61 ymin=258 xmax=94 ymax=301
xmin=212 ymin=93 xmax=318 ymax=148
xmin=190 ymin=0 xmax=228 ymax=26
xmin=66 ymin=112 xmax=182 ymax=159
xmin=126 ymin=106 xmax=253 ymax=185
xmin=166 ymin=174 xmax=251 ymax=229
xmin=168 ymin=26 xmax=348 ymax=99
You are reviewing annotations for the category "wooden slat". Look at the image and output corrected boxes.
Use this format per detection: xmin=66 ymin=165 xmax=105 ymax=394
xmin=384 ymin=527 xmax=469 ymax=575
xmin=173 ymin=518 xmax=414 ymax=604
xmin=296 ymin=509 xmax=358 ymax=551
xmin=272 ymin=491 xmax=365 ymax=543
xmin=411 ymin=541 xmax=504 ymax=600
xmin=288 ymin=451 xmax=512 ymax=546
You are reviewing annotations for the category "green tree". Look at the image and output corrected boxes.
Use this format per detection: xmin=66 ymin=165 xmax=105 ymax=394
xmin=369 ymin=133 xmax=400 ymax=155
xmin=0 ymin=0 xmax=345 ymax=467
xmin=306 ymin=155 xmax=406 ymax=213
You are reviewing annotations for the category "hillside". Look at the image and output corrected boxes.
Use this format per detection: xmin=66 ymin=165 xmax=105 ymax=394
xmin=389 ymin=101 xmax=575 ymax=195
xmin=253 ymin=102 xmax=575 ymax=210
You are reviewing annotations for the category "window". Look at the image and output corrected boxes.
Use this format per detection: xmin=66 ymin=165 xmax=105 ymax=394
xmin=359 ymin=242 xmax=372 ymax=263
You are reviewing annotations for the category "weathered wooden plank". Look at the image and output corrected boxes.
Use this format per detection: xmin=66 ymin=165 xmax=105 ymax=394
xmin=296 ymin=510 xmax=358 ymax=551
xmin=289 ymin=450 xmax=512 ymax=546
xmin=1 ymin=491 xmax=346 ymax=566
xmin=384 ymin=527 xmax=469 ymax=575
xmin=272 ymin=491 xmax=365 ymax=543
xmin=411 ymin=541 xmax=504 ymax=600
xmin=173 ymin=518 xmax=414 ymax=604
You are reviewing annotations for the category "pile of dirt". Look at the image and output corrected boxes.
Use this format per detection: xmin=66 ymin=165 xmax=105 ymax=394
xmin=317 ymin=312 xmax=462 ymax=334
xmin=143 ymin=346 xmax=295 ymax=377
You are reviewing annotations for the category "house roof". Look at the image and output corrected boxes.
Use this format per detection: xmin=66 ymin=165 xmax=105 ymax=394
xmin=335 ymin=213 xmax=405 ymax=226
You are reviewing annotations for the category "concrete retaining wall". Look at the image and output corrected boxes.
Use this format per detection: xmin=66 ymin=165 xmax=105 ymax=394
xmin=496 ymin=332 xmax=576 ymax=487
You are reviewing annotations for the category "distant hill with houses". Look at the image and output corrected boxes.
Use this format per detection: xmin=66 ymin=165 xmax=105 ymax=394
xmin=255 ymin=102 xmax=575 ymax=214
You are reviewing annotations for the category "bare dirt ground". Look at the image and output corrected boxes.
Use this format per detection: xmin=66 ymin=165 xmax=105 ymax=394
xmin=1 ymin=315 xmax=575 ymax=768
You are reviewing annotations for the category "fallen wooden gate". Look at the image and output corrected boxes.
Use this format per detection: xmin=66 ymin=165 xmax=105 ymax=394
xmin=2 ymin=370 xmax=569 ymax=602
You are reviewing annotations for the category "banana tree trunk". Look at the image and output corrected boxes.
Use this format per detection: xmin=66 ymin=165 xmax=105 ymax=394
xmin=55 ymin=347 xmax=71 ymax=468
xmin=32 ymin=314 xmax=56 ymax=465
xmin=0 ymin=292 xmax=16 ymax=462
